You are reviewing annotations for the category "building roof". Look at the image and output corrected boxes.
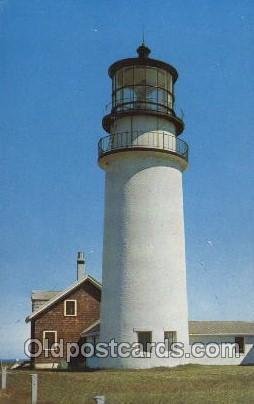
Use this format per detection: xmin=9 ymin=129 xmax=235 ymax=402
xmin=26 ymin=275 xmax=101 ymax=323
xmin=189 ymin=321 xmax=254 ymax=335
xmin=108 ymin=44 xmax=178 ymax=82
xmin=81 ymin=320 xmax=100 ymax=337
xmin=31 ymin=291 xmax=61 ymax=301
xmin=81 ymin=320 xmax=254 ymax=338
xmin=31 ymin=290 xmax=62 ymax=313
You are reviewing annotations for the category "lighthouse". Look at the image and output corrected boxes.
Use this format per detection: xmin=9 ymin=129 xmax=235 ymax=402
xmin=98 ymin=43 xmax=189 ymax=368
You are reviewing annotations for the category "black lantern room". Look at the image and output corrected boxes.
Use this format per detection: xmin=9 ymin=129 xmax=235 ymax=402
xmin=102 ymin=43 xmax=184 ymax=135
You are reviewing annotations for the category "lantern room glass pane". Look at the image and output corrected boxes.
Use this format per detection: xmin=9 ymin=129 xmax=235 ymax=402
xmin=122 ymin=66 xmax=134 ymax=87
xmin=157 ymin=89 xmax=167 ymax=106
xmin=167 ymin=72 xmax=173 ymax=93
xmin=148 ymin=88 xmax=158 ymax=111
xmin=116 ymin=69 xmax=123 ymax=89
xmin=134 ymin=85 xmax=148 ymax=103
xmin=115 ymin=89 xmax=123 ymax=104
xmin=158 ymin=69 xmax=166 ymax=89
xmin=134 ymin=67 xmax=145 ymax=85
xmin=146 ymin=67 xmax=157 ymax=87
xmin=123 ymin=87 xmax=134 ymax=105
xmin=167 ymin=93 xmax=173 ymax=109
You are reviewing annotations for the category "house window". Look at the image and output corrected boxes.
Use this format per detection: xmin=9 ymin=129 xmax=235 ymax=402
xmin=164 ymin=331 xmax=177 ymax=351
xmin=64 ymin=300 xmax=77 ymax=316
xmin=235 ymin=336 xmax=245 ymax=354
xmin=137 ymin=331 xmax=152 ymax=353
xmin=43 ymin=331 xmax=57 ymax=350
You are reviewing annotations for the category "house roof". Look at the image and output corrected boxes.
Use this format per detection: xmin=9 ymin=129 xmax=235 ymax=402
xmin=31 ymin=291 xmax=61 ymax=301
xmin=189 ymin=321 xmax=254 ymax=335
xmin=26 ymin=275 xmax=101 ymax=323
xmin=80 ymin=320 xmax=254 ymax=338
xmin=80 ymin=320 xmax=100 ymax=337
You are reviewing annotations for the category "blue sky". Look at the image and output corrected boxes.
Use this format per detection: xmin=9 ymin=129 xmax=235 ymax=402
xmin=0 ymin=0 xmax=253 ymax=358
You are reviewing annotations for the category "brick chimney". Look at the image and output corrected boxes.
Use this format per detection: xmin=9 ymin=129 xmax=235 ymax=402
xmin=77 ymin=251 xmax=85 ymax=281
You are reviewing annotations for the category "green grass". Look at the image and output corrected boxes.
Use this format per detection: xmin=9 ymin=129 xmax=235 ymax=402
xmin=1 ymin=365 xmax=254 ymax=403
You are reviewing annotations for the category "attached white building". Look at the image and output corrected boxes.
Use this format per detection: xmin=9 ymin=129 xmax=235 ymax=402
xmin=82 ymin=320 xmax=254 ymax=368
xmin=189 ymin=321 xmax=254 ymax=365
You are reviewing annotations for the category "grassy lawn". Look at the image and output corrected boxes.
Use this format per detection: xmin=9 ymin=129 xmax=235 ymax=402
xmin=1 ymin=365 xmax=254 ymax=403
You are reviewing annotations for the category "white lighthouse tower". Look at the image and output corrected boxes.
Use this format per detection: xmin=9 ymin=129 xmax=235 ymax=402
xmin=98 ymin=43 xmax=189 ymax=368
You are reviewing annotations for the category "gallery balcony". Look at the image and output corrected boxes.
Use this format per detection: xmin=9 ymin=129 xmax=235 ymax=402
xmin=98 ymin=130 xmax=188 ymax=163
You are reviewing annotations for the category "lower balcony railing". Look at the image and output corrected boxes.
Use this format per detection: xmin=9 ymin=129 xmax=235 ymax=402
xmin=98 ymin=131 xmax=188 ymax=162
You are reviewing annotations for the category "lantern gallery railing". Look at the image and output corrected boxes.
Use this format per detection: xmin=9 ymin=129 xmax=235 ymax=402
xmin=98 ymin=131 xmax=189 ymax=162
xmin=105 ymin=98 xmax=174 ymax=116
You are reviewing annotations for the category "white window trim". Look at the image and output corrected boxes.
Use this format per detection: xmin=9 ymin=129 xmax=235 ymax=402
xmin=43 ymin=330 xmax=57 ymax=350
xmin=64 ymin=299 xmax=77 ymax=317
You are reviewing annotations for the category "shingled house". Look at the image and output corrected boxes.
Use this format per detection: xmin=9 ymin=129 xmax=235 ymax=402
xmin=26 ymin=252 xmax=101 ymax=369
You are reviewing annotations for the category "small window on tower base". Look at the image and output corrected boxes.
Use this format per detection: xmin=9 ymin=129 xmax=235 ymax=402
xmin=137 ymin=331 xmax=152 ymax=354
xmin=164 ymin=331 xmax=177 ymax=351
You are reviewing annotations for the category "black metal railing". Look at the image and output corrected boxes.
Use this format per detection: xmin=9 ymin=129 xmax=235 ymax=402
xmin=105 ymin=99 xmax=174 ymax=116
xmin=98 ymin=131 xmax=188 ymax=162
